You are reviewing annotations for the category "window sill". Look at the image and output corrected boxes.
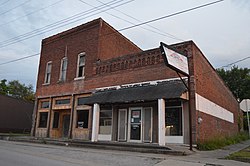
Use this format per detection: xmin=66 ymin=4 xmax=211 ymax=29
xmin=42 ymin=83 xmax=50 ymax=86
xmin=74 ymin=76 xmax=85 ymax=81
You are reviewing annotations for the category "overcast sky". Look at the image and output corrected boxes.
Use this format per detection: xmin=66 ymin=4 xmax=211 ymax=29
xmin=0 ymin=0 xmax=249 ymax=88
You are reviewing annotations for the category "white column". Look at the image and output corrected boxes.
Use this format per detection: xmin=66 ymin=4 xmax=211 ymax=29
xmin=158 ymin=99 xmax=166 ymax=146
xmin=91 ymin=103 xmax=100 ymax=142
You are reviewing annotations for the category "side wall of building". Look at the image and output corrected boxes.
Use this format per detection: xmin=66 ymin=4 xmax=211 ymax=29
xmin=0 ymin=95 xmax=33 ymax=133
xmin=192 ymin=43 xmax=240 ymax=142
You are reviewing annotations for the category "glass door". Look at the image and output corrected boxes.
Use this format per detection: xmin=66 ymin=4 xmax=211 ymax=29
xmin=129 ymin=108 xmax=142 ymax=142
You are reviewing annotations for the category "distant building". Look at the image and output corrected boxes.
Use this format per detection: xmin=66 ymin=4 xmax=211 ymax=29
xmin=32 ymin=18 xmax=241 ymax=146
xmin=0 ymin=94 xmax=34 ymax=133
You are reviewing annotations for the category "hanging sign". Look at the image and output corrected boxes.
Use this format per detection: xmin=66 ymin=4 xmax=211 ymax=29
xmin=160 ymin=42 xmax=189 ymax=76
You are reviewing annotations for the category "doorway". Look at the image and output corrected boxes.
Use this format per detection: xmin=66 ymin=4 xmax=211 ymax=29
xmin=62 ymin=114 xmax=70 ymax=138
xmin=127 ymin=107 xmax=153 ymax=143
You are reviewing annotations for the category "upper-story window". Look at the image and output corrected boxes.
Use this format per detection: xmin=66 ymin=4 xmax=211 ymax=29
xmin=76 ymin=53 xmax=85 ymax=78
xmin=44 ymin=61 xmax=52 ymax=84
xmin=59 ymin=57 xmax=67 ymax=82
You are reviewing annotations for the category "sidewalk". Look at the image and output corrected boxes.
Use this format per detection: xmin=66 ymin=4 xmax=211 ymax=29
xmin=156 ymin=139 xmax=250 ymax=166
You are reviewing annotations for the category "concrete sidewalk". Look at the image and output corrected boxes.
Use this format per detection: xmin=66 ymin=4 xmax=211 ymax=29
xmin=156 ymin=139 xmax=250 ymax=166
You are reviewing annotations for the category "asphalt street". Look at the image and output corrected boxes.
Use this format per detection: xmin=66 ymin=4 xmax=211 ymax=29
xmin=0 ymin=140 xmax=250 ymax=166
xmin=0 ymin=140 xmax=163 ymax=166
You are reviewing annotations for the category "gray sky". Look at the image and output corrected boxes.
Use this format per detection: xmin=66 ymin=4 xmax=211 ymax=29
xmin=0 ymin=0 xmax=249 ymax=88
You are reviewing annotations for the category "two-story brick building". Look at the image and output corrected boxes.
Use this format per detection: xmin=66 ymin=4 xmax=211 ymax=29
xmin=32 ymin=18 xmax=241 ymax=146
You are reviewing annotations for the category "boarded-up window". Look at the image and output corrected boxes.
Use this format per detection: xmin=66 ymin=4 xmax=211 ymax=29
xmin=38 ymin=112 xmax=48 ymax=128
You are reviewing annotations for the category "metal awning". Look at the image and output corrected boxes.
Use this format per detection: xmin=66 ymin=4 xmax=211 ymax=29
xmin=81 ymin=80 xmax=188 ymax=104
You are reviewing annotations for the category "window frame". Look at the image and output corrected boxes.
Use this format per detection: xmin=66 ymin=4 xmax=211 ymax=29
xmin=38 ymin=112 xmax=48 ymax=128
xmin=75 ymin=52 xmax=86 ymax=80
xmin=44 ymin=61 xmax=52 ymax=84
xmin=59 ymin=57 xmax=68 ymax=82
xmin=76 ymin=110 xmax=89 ymax=129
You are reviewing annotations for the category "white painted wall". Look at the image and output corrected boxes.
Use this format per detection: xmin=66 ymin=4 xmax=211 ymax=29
xmin=196 ymin=93 xmax=234 ymax=123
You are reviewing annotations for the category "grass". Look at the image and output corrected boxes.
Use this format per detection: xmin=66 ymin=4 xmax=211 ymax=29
xmin=226 ymin=146 xmax=250 ymax=163
xmin=197 ymin=132 xmax=249 ymax=151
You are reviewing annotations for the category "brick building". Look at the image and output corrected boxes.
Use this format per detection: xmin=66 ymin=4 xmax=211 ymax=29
xmin=32 ymin=18 xmax=241 ymax=146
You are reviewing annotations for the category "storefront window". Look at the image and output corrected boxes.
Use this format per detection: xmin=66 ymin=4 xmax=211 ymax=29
xmin=99 ymin=110 xmax=112 ymax=134
xmin=76 ymin=110 xmax=89 ymax=128
xmin=38 ymin=112 xmax=48 ymax=128
xmin=165 ymin=101 xmax=182 ymax=136
xmin=41 ymin=101 xmax=50 ymax=109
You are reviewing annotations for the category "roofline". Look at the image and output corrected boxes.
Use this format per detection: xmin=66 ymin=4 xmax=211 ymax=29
xmin=0 ymin=94 xmax=34 ymax=104
xmin=42 ymin=18 xmax=102 ymax=45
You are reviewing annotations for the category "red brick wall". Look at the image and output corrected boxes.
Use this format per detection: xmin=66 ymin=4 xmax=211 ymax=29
xmin=191 ymin=43 xmax=240 ymax=142
xmin=98 ymin=21 xmax=141 ymax=61
xmin=36 ymin=18 xmax=142 ymax=97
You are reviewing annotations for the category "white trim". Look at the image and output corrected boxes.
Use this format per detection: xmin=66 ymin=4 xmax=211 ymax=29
xmin=59 ymin=57 xmax=67 ymax=82
xmin=91 ymin=103 xmax=100 ymax=142
xmin=96 ymin=77 xmax=187 ymax=91
xmin=44 ymin=61 xmax=52 ymax=84
xmin=118 ymin=109 xmax=127 ymax=141
xmin=98 ymin=134 xmax=111 ymax=141
xmin=196 ymin=93 xmax=234 ymax=123
xmin=75 ymin=52 xmax=86 ymax=79
xmin=158 ymin=99 xmax=165 ymax=146
xmin=128 ymin=107 xmax=142 ymax=142
xmin=165 ymin=136 xmax=183 ymax=144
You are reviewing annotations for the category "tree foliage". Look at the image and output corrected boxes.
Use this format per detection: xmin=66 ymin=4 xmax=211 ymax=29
xmin=0 ymin=79 xmax=35 ymax=102
xmin=216 ymin=66 xmax=250 ymax=101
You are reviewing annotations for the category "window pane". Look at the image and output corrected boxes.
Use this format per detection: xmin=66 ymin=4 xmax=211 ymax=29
xmin=78 ymin=66 xmax=84 ymax=77
xmin=62 ymin=59 xmax=67 ymax=70
xmin=99 ymin=110 xmax=112 ymax=134
xmin=55 ymin=99 xmax=70 ymax=105
xmin=76 ymin=110 xmax=89 ymax=128
xmin=47 ymin=63 xmax=52 ymax=73
xmin=38 ymin=112 xmax=48 ymax=128
xmin=165 ymin=107 xmax=182 ymax=136
xmin=53 ymin=112 xmax=59 ymax=128
xmin=79 ymin=56 xmax=85 ymax=66
xmin=41 ymin=101 xmax=50 ymax=109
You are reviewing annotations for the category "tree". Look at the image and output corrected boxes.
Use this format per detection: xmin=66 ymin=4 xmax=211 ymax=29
xmin=0 ymin=79 xmax=8 ymax=95
xmin=216 ymin=66 xmax=250 ymax=101
xmin=0 ymin=79 xmax=35 ymax=102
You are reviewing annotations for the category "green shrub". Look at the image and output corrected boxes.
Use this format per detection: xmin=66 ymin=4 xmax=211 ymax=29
xmin=197 ymin=132 xmax=249 ymax=151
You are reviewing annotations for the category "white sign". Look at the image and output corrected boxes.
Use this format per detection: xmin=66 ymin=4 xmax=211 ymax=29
xmin=240 ymin=99 xmax=250 ymax=112
xmin=161 ymin=43 xmax=189 ymax=75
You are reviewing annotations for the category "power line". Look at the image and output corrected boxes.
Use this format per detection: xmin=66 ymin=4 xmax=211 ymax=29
xmin=0 ymin=0 xmax=31 ymax=16
xmin=0 ymin=0 xmax=65 ymax=28
xmin=0 ymin=53 xmax=39 ymax=66
xmin=0 ymin=0 xmax=10 ymax=7
xmin=0 ymin=0 xmax=132 ymax=48
xmin=219 ymin=56 xmax=250 ymax=68
xmin=78 ymin=0 xmax=183 ymax=41
xmin=95 ymin=0 xmax=184 ymax=41
xmin=0 ymin=0 xmax=225 ymax=66
xmin=118 ymin=0 xmax=224 ymax=32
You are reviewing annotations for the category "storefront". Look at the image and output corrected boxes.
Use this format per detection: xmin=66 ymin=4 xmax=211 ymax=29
xmin=80 ymin=79 xmax=189 ymax=145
